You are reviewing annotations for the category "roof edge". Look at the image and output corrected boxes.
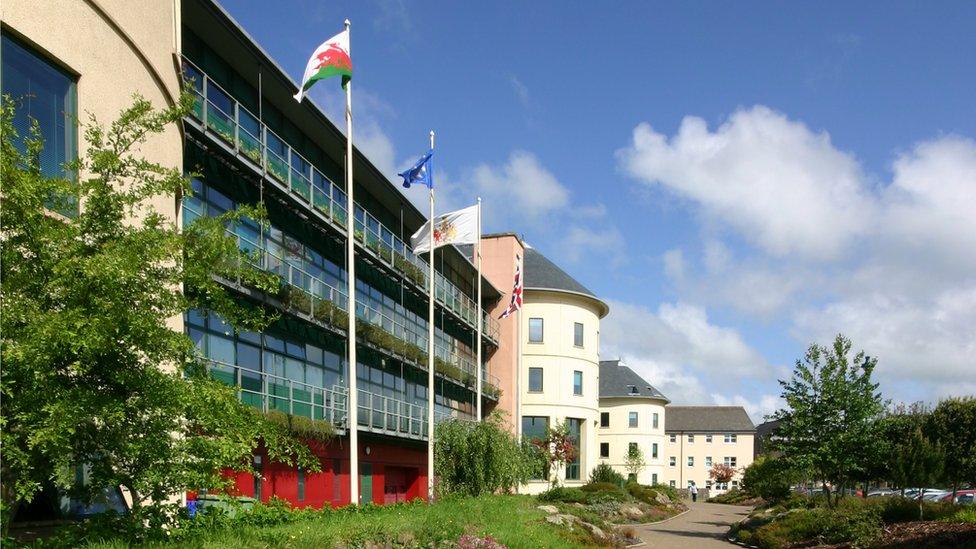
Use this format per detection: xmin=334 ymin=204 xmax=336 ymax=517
xmin=524 ymin=286 xmax=610 ymax=318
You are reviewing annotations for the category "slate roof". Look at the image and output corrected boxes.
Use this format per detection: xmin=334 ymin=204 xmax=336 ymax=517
xmin=522 ymin=247 xmax=597 ymax=297
xmin=664 ymin=406 xmax=755 ymax=433
xmin=599 ymin=360 xmax=670 ymax=403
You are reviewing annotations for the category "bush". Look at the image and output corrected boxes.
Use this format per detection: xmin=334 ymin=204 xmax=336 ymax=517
xmin=742 ymin=503 xmax=883 ymax=549
xmin=741 ymin=456 xmax=794 ymax=503
xmin=625 ymin=482 xmax=661 ymax=505
xmin=434 ymin=413 xmax=534 ymax=497
xmin=580 ymin=482 xmax=631 ymax=503
xmin=650 ymin=482 xmax=680 ymax=502
xmin=708 ymin=488 xmax=754 ymax=504
xmin=581 ymin=482 xmax=623 ymax=493
xmin=588 ymin=463 xmax=625 ymax=486
xmin=537 ymin=486 xmax=588 ymax=504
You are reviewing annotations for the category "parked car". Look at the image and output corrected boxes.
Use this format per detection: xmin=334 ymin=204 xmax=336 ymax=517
xmin=867 ymin=489 xmax=897 ymax=498
xmin=921 ymin=490 xmax=950 ymax=501
xmin=939 ymin=490 xmax=976 ymax=505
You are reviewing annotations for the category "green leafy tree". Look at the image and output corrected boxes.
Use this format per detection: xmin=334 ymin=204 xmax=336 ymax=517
xmin=624 ymin=445 xmax=647 ymax=482
xmin=771 ymin=335 xmax=884 ymax=507
xmin=741 ymin=456 xmax=795 ymax=503
xmin=529 ymin=420 xmax=575 ymax=487
xmin=925 ymin=397 xmax=976 ymax=497
xmin=0 ymin=93 xmax=319 ymax=532
xmin=433 ymin=412 xmax=534 ymax=497
xmin=872 ymin=403 xmax=929 ymax=495
xmin=892 ymin=427 xmax=944 ymax=520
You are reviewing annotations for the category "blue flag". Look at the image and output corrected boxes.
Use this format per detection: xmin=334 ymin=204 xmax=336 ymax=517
xmin=398 ymin=150 xmax=433 ymax=189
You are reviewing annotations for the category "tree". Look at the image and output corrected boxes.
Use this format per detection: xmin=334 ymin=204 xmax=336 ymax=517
xmin=433 ymin=412 xmax=534 ymax=497
xmin=771 ymin=335 xmax=884 ymax=507
xmin=529 ymin=420 xmax=576 ymax=486
xmin=892 ymin=428 xmax=943 ymax=520
xmin=926 ymin=397 xmax=976 ymax=497
xmin=0 ymin=94 xmax=319 ymax=533
xmin=624 ymin=444 xmax=647 ymax=482
xmin=741 ymin=456 xmax=795 ymax=503
xmin=873 ymin=403 xmax=930 ymax=495
xmin=709 ymin=463 xmax=737 ymax=484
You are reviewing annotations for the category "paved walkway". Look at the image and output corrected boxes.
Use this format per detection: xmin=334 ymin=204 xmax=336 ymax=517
xmin=636 ymin=502 xmax=752 ymax=548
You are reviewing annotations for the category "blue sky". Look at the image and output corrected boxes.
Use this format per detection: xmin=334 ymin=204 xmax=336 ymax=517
xmin=221 ymin=0 xmax=976 ymax=421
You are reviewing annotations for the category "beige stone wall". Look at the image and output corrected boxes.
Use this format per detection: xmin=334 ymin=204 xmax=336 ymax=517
xmin=596 ymin=397 xmax=668 ymax=485
xmin=2 ymin=0 xmax=184 ymax=331
xmin=520 ymin=289 xmax=602 ymax=493
xmin=662 ymin=432 xmax=755 ymax=492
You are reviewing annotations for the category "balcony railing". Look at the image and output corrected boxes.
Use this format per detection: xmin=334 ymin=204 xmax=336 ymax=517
xmin=185 ymin=199 xmax=501 ymax=398
xmin=181 ymin=57 xmax=500 ymax=345
xmin=206 ymin=359 xmax=477 ymax=440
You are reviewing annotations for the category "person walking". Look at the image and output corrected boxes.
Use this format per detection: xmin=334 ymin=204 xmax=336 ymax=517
xmin=690 ymin=483 xmax=698 ymax=503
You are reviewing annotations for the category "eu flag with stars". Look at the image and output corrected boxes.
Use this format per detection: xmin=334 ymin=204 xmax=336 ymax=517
xmin=398 ymin=150 xmax=433 ymax=189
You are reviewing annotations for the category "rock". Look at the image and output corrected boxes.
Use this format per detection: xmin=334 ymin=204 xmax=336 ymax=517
xmin=572 ymin=502 xmax=586 ymax=508
xmin=619 ymin=505 xmax=644 ymax=519
xmin=537 ymin=505 xmax=559 ymax=514
xmin=545 ymin=513 xmax=578 ymax=527
xmin=654 ymin=492 xmax=671 ymax=506
xmin=579 ymin=521 xmax=608 ymax=542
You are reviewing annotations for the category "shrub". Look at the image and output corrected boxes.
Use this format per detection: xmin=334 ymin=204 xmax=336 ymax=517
xmin=745 ymin=505 xmax=882 ymax=549
xmin=588 ymin=463 xmax=625 ymax=486
xmin=741 ymin=456 xmax=795 ymax=503
xmin=581 ymin=481 xmax=623 ymax=493
xmin=434 ymin=413 xmax=534 ymax=497
xmin=650 ymin=483 xmax=680 ymax=502
xmin=625 ymin=482 xmax=661 ymax=505
xmin=708 ymin=488 xmax=753 ymax=504
xmin=537 ymin=486 xmax=588 ymax=504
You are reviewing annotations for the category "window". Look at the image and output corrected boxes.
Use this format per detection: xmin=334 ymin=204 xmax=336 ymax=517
xmin=528 ymin=367 xmax=544 ymax=392
xmin=652 ymin=413 xmax=659 ymax=429
xmin=688 ymin=434 xmax=695 ymax=443
xmin=627 ymin=384 xmax=639 ymax=395
xmin=724 ymin=457 xmax=737 ymax=467
xmin=573 ymin=370 xmax=583 ymax=396
xmin=725 ymin=433 xmax=737 ymax=443
xmin=522 ymin=416 xmax=549 ymax=480
xmin=688 ymin=456 xmax=694 ymax=467
xmin=651 ymin=443 xmax=658 ymax=459
xmin=628 ymin=411 xmax=639 ymax=428
xmin=669 ymin=434 xmax=677 ymax=443
xmin=705 ymin=456 xmax=713 ymax=467
xmin=600 ymin=412 xmax=609 ymax=428
xmin=732 ymin=481 xmax=739 ymax=489
xmin=565 ymin=418 xmax=582 ymax=481
xmin=574 ymin=322 xmax=584 ymax=347
xmin=669 ymin=456 xmax=676 ymax=467
xmin=652 ymin=473 xmax=658 ymax=485
xmin=600 ymin=442 xmax=609 ymax=458
xmin=706 ymin=480 xmax=713 ymax=490
xmin=2 ymin=33 xmax=78 ymax=215
xmin=706 ymin=434 xmax=713 ymax=443
xmin=297 ymin=467 xmax=305 ymax=501
xmin=528 ymin=318 xmax=544 ymax=343
xmin=670 ymin=480 xmax=676 ymax=488
xmin=628 ymin=442 xmax=638 ymax=454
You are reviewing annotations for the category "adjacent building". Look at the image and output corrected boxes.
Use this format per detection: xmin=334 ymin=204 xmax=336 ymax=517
xmin=596 ymin=360 xmax=670 ymax=485
xmin=4 ymin=0 xmax=503 ymax=509
xmin=663 ymin=406 xmax=756 ymax=493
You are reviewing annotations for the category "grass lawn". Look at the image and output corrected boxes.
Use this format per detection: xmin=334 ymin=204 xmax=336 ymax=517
xmin=78 ymin=495 xmax=596 ymax=549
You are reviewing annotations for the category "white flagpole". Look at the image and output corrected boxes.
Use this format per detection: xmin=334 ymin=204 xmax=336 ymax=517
xmin=427 ymin=130 xmax=436 ymax=502
xmin=343 ymin=18 xmax=359 ymax=507
xmin=515 ymin=254 xmax=523 ymax=440
xmin=476 ymin=197 xmax=483 ymax=421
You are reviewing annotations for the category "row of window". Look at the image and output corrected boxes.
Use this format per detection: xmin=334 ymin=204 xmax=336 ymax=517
xmin=668 ymin=433 xmax=739 ymax=443
xmin=599 ymin=442 xmax=660 ymax=460
xmin=527 ymin=367 xmax=583 ymax=395
xmin=527 ymin=318 xmax=585 ymax=348
xmin=668 ymin=456 xmax=738 ymax=468
xmin=599 ymin=411 xmax=661 ymax=429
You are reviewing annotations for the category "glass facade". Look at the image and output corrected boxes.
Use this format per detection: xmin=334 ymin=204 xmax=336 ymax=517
xmin=2 ymin=32 xmax=77 ymax=214
xmin=522 ymin=416 xmax=549 ymax=480
xmin=565 ymin=418 xmax=582 ymax=481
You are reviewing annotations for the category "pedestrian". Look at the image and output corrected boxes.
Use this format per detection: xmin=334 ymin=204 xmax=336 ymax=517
xmin=690 ymin=483 xmax=698 ymax=503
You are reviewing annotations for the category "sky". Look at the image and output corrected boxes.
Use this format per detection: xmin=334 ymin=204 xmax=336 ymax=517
xmin=219 ymin=0 xmax=976 ymax=423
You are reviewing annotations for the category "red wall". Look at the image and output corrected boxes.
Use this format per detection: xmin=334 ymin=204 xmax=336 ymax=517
xmin=221 ymin=435 xmax=427 ymax=508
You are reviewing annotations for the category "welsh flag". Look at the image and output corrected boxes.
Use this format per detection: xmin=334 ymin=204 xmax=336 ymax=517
xmin=294 ymin=28 xmax=351 ymax=102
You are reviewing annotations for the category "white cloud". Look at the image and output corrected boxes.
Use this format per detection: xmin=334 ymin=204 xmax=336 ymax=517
xmin=601 ymin=300 xmax=771 ymax=408
xmin=470 ymin=150 xmax=571 ymax=225
xmin=711 ymin=393 xmax=784 ymax=425
xmin=618 ymin=106 xmax=876 ymax=261
xmin=619 ymin=105 xmax=976 ymax=406
xmin=556 ymin=225 xmax=626 ymax=266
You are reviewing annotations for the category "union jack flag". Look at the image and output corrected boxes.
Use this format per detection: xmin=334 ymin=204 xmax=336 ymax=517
xmin=499 ymin=255 xmax=522 ymax=319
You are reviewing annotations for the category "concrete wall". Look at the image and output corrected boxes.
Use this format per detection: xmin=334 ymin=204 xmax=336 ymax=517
xmin=520 ymin=289 xmax=602 ymax=493
xmin=478 ymin=235 xmax=525 ymax=432
xmin=596 ymin=397 xmax=668 ymax=485
xmin=663 ymin=431 xmax=755 ymax=492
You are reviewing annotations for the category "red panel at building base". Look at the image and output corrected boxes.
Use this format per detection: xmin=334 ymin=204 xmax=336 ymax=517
xmin=220 ymin=434 xmax=428 ymax=508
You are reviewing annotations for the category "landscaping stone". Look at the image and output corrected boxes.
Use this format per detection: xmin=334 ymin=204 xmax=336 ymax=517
xmin=536 ymin=505 xmax=559 ymax=514
xmin=619 ymin=505 xmax=645 ymax=520
xmin=654 ymin=492 xmax=671 ymax=506
xmin=579 ymin=521 xmax=608 ymax=543
xmin=545 ymin=513 xmax=577 ymax=527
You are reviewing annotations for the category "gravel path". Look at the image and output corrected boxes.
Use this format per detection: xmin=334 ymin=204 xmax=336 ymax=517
xmin=635 ymin=502 xmax=752 ymax=548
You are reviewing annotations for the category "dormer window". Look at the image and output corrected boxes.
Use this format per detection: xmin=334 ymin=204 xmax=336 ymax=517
xmin=627 ymin=385 xmax=639 ymax=395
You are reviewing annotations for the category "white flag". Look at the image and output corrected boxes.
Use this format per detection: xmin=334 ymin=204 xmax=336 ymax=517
xmin=411 ymin=204 xmax=478 ymax=253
